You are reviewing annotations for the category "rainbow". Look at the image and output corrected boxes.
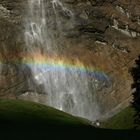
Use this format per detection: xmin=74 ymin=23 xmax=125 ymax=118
xmin=0 ymin=52 xmax=111 ymax=83
xmin=21 ymin=53 xmax=111 ymax=82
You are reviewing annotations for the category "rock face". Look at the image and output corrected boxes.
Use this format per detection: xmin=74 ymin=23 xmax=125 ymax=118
xmin=0 ymin=0 xmax=42 ymax=98
xmin=0 ymin=0 xmax=140 ymax=118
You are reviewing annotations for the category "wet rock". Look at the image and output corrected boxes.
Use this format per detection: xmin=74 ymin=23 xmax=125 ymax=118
xmin=0 ymin=0 xmax=140 ymax=118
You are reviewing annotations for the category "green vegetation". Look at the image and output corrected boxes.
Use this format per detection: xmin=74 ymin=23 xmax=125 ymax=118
xmin=0 ymin=99 xmax=140 ymax=140
xmin=0 ymin=99 xmax=91 ymax=126
xmin=101 ymin=107 xmax=140 ymax=129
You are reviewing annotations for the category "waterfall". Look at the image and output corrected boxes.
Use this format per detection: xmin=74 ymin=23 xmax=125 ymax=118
xmin=24 ymin=0 xmax=110 ymax=121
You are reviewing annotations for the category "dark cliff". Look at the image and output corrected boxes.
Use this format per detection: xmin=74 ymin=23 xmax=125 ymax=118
xmin=0 ymin=0 xmax=140 ymax=118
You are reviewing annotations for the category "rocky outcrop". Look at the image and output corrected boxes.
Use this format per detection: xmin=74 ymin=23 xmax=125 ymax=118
xmin=0 ymin=0 xmax=43 ymax=98
xmin=0 ymin=0 xmax=140 ymax=118
xmin=51 ymin=0 xmax=140 ymax=116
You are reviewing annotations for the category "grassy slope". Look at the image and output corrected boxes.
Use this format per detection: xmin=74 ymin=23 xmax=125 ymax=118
xmin=0 ymin=99 xmax=140 ymax=140
xmin=101 ymin=107 xmax=137 ymax=129
xmin=0 ymin=99 xmax=91 ymax=126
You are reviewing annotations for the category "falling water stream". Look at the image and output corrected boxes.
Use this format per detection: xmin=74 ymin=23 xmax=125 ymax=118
xmin=24 ymin=0 xmax=110 ymax=121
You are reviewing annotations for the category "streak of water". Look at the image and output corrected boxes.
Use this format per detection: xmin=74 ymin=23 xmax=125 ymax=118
xmin=24 ymin=0 xmax=109 ymax=120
